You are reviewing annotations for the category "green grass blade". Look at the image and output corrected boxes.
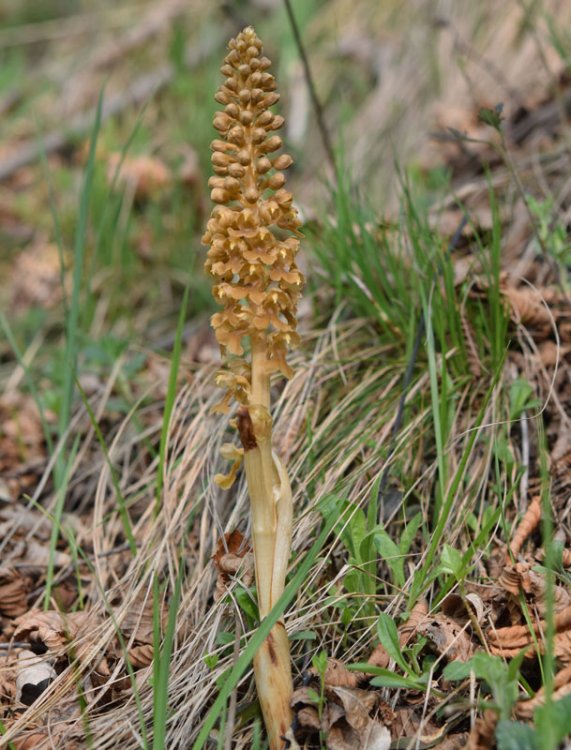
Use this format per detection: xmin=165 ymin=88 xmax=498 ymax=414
xmin=57 ymin=89 xmax=104 ymax=466
xmin=155 ymin=284 xmax=190 ymax=515
xmin=44 ymin=90 xmax=104 ymax=607
xmin=152 ymin=568 xmax=184 ymax=749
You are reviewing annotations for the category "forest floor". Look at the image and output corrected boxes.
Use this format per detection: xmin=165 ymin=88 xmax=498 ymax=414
xmin=1 ymin=1 xmax=571 ymax=748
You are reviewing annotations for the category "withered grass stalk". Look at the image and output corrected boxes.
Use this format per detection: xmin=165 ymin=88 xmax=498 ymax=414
xmin=202 ymin=26 xmax=304 ymax=749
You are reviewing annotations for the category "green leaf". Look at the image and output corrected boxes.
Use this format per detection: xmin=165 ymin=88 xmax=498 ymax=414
xmin=442 ymin=660 xmax=471 ymax=681
xmin=203 ymin=654 xmax=219 ymax=670
xmin=444 ymin=653 xmax=520 ymax=719
xmin=506 ymin=648 xmax=527 ymax=683
xmin=351 ymin=663 xmax=426 ymax=690
xmin=312 ymin=651 xmax=328 ymax=677
xmin=343 ymin=566 xmax=364 ymax=596
xmin=234 ymin=586 xmax=259 ymax=622
xmin=374 ymin=531 xmax=404 ymax=587
xmin=317 ymin=494 xmax=343 ymax=522
xmin=399 ymin=512 xmax=422 ymax=555
xmin=306 ymin=688 xmax=321 ymax=705
xmin=495 ymin=720 xmax=538 ymax=750
xmin=290 ymin=630 xmax=317 ymax=642
xmin=376 ymin=613 xmax=409 ymax=673
xmin=535 ymin=694 xmax=571 ymax=745
xmin=345 ymin=503 xmax=367 ymax=560
xmin=370 ymin=673 xmax=425 ymax=690
xmin=439 ymin=544 xmax=463 ymax=578
xmin=479 ymin=103 xmax=504 ymax=131
xmin=216 ymin=632 xmax=235 ymax=646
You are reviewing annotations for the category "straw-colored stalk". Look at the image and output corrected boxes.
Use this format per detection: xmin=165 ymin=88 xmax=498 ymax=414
xmin=202 ymin=26 xmax=304 ymax=749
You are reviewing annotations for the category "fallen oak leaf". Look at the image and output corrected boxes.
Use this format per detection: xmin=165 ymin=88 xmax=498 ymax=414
xmin=325 ymin=686 xmax=391 ymax=750
xmin=417 ymin=613 xmax=474 ymax=662
xmin=212 ymin=529 xmax=254 ymax=600
xmin=311 ymin=658 xmax=365 ymax=688
xmin=501 ymin=284 xmax=554 ymax=330
xmin=14 ymin=610 xmax=90 ymax=653
xmin=0 ymin=567 xmax=33 ymax=618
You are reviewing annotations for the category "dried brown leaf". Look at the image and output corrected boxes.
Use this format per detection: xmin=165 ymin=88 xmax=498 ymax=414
xmin=390 ymin=707 xmax=442 ymax=742
xmin=507 ymin=496 xmax=541 ymax=561
xmin=0 ymin=393 xmax=46 ymax=499
xmin=14 ymin=610 xmax=90 ymax=653
xmin=441 ymin=592 xmax=485 ymax=625
xmin=554 ymin=630 xmax=571 ymax=665
xmin=113 ymin=590 xmax=167 ymax=646
xmin=502 ymin=284 xmax=553 ymax=332
xmin=417 ymin=613 xmax=474 ymax=662
xmin=292 ymin=685 xmax=392 ymax=749
xmin=467 ymin=709 xmax=498 ymax=750
xmin=516 ymin=663 xmax=571 ymax=719
xmin=0 ymin=664 xmax=16 ymax=703
xmin=107 ymin=153 xmax=172 ymax=200
xmin=296 ymin=705 xmax=321 ymax=731
xmin=312 ymin=658 xmax=364 ymax=689
xmin=9 ymin=243 xmax=68 ymax=312
xmin=488 ymin=604 xmax=571 ymax=658
xmin=499 ymin=563 xmax=528 ymax=597
xmin=435 ymin=733 xmax=471 ymax=749
xmin=213 ymin=530 xmax=254 ymax=600
xmin=11 ymin=730 xmax=51 ymax=750
xmin=0 ymin=568 xmax=33 ymax=618
xmin=128 ymin=642 xmax=154 ymax=669
xmin=325 ymin=687 xmax=390 ymax=750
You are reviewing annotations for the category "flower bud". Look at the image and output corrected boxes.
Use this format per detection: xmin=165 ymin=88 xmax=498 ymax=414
xmin=272 ymin=154 xmax=293 ymax=170
xmin=261 ymin=136 xmax=282 ymax=153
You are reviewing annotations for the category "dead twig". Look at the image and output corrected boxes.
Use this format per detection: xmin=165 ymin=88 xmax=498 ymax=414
xmin=283 ymin=0 xmax=337 ymax=178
